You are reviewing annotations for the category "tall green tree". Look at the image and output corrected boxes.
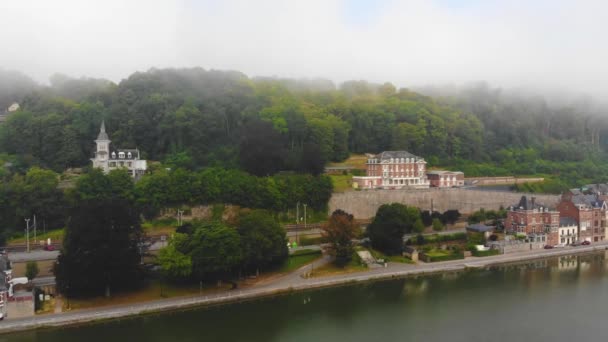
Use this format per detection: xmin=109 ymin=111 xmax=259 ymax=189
xmin=237 ymin=210 xmax=288 ymax=273
xmin=367 ymin=203 xmax=421 ymax=255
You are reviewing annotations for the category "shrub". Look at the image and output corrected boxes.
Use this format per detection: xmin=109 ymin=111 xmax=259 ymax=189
xmin=472 ymin=249 xmax=500 ymax=257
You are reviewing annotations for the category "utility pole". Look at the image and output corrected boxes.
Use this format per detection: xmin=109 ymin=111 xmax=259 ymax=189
xmin=177 ymin=209 xmax=184 ymax=227
xmin=296 ymin=202 xmax=300 ymax=245
xmin=33 ymin=215 xmax=37 ymax=245
xmin=303 ymin=204 xmax=307 ymax=232
xmin=24 ymin=218 xmax=30 ymax=253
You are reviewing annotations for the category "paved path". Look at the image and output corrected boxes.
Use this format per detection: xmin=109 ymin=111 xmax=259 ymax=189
xmin=8 ymin=250 xmax=58 ymax=262
xmin=1 ymin=242 xmax=607 ymax=334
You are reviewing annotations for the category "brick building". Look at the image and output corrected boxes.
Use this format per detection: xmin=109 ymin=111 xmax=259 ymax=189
xmin=352 ymin=151 xmax=430 ymax=190
xmin=505 ymin=196 xmax=560 ymax=245
xmin=556 ymin=189 xmax=607 ymax=243
xmin=426 ymin=171 xmax=464 ymax=188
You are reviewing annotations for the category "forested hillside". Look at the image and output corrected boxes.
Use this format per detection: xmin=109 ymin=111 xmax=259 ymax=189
xmin=1 ymin=68 xmax=608 ymax=185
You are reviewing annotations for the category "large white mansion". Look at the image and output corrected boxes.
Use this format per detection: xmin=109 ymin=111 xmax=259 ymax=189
xmin=91 ymin=121 xmax=147 ymax=177
xmin=352 ymin=151 xmax=430 ymax=189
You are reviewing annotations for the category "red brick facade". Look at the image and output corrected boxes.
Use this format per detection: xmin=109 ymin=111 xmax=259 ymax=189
xmin=556 ymin=191 xmax=606 ymax=243
xmin=427 ymin=171 xmax=465 ymax=188
xmin=505 ymin=196 xmax=560 ymax=245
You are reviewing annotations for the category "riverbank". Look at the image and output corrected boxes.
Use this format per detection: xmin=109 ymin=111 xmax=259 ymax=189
xmin=1 ymin=242 xmax=607 ymax=334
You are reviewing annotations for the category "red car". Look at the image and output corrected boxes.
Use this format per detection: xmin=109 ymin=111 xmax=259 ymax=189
xmin=544 ymin=245 xmax=554 ymax=249
xmin=43 ymin=244 xmax=55 ymax=251
xmin=581 ymin=241 xmax=591 ymax=246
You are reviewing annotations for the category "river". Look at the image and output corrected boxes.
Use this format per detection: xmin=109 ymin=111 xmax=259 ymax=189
xmin=3 ymin=251 xmax=608 ymax=341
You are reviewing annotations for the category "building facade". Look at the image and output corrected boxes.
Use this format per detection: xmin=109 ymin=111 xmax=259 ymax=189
xmin=558 ymin=217 xmax=578 ymax=245
xmin=505 ymin=196 xmax=560 ymax=245
xmin=352 ymin=151 xmax=430 ymax=189
xmin=556 ymin=189 xmax=607 ymax=243
xmin=426 ymin=171 xmax=464 ymax=188
xmin=91 ymin=121 xmax=147 ymax=177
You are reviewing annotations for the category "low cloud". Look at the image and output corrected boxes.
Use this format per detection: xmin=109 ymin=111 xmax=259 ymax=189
xmin=1 ymin=0 xmax=607 ymax=98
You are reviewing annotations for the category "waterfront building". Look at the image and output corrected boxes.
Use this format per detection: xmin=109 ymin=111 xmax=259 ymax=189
xmin=352 ymin=151 xmax=430 ymax=189
xmin=558 ymin=217 xmax=578 ymax=245
xmin=91 ymin=121 xmax=147 ymax=177
xmin=0 ymin=253 xmax=12 ymax=312
xmin=505 ymin=196 xmax=560 ymax=245
xmin=556 ymin=189 xmax=607 ymax=243
xmin=426 ymin=170 xmax=464 ymax=188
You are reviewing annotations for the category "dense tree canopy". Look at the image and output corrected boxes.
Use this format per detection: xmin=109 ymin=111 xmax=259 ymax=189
xmin=367 ymin=203 xmax=423 ymax=255
xmin=2 ymin=68 xmax=608 ymax=186
xmin=237 ymin=210 xmax=288 ymax=273
xmin=55 ymin=170 xmax=143 ymax=297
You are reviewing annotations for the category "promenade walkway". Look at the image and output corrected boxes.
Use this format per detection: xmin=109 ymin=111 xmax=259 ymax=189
xmin=1 ymin=242 xmax=607 ymax=334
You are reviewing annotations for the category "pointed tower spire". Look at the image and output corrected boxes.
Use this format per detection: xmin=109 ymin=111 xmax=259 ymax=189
xmin=96 ymin=120 xmax=109 ymax=141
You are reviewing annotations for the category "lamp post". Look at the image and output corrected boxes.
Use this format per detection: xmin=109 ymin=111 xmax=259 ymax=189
xmin=24 ymin=218 xmax=30 ymax=253
xmin=296 ymin=202 xmax=300 ymax=245
xmin=303 ymin=204 xmax=307 ymax=231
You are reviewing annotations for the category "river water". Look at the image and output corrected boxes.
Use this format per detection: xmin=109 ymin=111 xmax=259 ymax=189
xmin=4 ymin=251 xmax=608 ymax=342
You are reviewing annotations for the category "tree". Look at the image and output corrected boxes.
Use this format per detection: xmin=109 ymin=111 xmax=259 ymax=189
xmin=322 ymin=210 xmax=359 ymax=266
xmin=25 ymin=261 xmax=39 ymax=280
xmin=187 ymin=222 xmax=243 ymax=280
xmin=237 ymin=210 xmax=288 ymax=273
xmin=432 ymin=218 xmax=444 ymax=232
xmin=367 ymin=203 xmax=420 ymax=255
xmin=442 ymin=210 xmax=461 ymax=225
xmin=158 ymin=233 xmax=192 ymax=280
xmin=54 ymin=198 xmax=143 ymax=297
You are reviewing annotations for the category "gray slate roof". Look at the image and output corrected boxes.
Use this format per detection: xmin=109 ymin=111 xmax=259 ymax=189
xmin=559 ymin=217 xmax=577 ymax=227
xmin=514 ymin=196 xmax=546 ymax=210
xmin=110 ymin=149 xmax=140 ymax=160
xmin=96 ymin=121 xmax=110 ymax=141
xmin=374 ymin=151 xmax=424 ymax=162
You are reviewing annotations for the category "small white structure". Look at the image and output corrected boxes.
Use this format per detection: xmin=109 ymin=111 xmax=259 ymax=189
xmin=91 ymin=121 xmax=147 ymax=177
xmin=558 ymin=217 xmax=578 ymax=245
xmin=7 ymin=103 xmax=20 ymax=112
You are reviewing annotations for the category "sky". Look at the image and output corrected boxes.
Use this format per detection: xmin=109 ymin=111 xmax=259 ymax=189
xmin=1 ymin=0 xmax=607 ymax=97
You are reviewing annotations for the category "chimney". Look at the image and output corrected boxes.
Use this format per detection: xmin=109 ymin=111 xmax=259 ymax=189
xmin=531 ymin=197 xmax=536 ymax=209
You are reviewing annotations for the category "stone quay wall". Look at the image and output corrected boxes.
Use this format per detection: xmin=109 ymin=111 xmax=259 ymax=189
xmin=329 ymin=188 xmax=560 ymax=219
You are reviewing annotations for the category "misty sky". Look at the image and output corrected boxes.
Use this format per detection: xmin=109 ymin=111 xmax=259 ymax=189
xmin=1 ymin=0 xmax=606 ymax=96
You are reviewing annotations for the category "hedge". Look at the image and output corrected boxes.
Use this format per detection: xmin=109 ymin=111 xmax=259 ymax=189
xmin=472 ymin=249 xmax=500 ymax=257
xmin=420 ymin=251 xmax=465 ymax=262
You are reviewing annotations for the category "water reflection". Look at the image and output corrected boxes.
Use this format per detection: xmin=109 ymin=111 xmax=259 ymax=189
xmin=5 ymin=251 xmax=608 ymax=342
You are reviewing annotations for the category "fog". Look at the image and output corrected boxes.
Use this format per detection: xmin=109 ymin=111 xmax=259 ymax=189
xmin=1 ymin=0 xmax=607 ymax=98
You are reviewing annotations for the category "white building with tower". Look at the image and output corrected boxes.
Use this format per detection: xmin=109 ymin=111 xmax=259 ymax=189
xmin=91 ymin=121 xmax=147 ymax=177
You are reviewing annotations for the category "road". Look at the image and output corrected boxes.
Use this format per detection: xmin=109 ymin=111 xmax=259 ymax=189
xmin=1 ymin=241 xmax=607 ymax=334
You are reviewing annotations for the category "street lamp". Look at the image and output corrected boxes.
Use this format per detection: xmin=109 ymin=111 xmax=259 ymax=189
xmin=24 ymin=218 xmax=30 ymax=253
xmin=296 ymin=202 xmax=300 ymax=245
xmin=303 ymin=204 xmax=307 ymax=231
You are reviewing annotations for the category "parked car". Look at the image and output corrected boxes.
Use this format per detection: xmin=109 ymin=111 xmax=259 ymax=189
xmin=544 ymin=245 xmax=554 ymax=249
xmin=43 ymin=244 xmax=55 ymax=251
xmin=570 ymin=242 xmax=581 ymax=247
xmin=582 ymin=240 xmax=591 ymax=245
xmin=554 ymin=244 xmax=566 ymax=248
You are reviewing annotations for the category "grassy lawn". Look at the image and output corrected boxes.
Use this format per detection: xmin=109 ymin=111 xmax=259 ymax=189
xmin=330 ymin=174 xmax=354 ymax=192
xmin=280 ymin=250 xmax=322 ymax=272
xmin=311 ymin=257 xmax=367 ymax=278
xmin=66 ymin=280 xmax=232 ymax=311
xmin=425 ymin=250 xmax=451 ymax=258
xmin=327 ymin=154 xmax=368 ymax=169
xmin=12 ymin=260 xmax=56 ymax=278
xmin=367 ymin=248 xmax=415 ymax=264
xmin=8 ymin=228 xmax=65 ymax=245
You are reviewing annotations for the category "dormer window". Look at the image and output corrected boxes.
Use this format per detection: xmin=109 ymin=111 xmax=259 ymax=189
xmin=127 ymin=152 xmax=132 ymax=159
xmin=111 ymin=151 xmax=116 ymax=159
xmin=119 ymin=152 xmax=125 ymax=159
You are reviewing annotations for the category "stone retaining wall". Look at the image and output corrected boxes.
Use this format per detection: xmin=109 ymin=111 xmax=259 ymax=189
xmin=329 ymin=188 xmax=560 ymax=218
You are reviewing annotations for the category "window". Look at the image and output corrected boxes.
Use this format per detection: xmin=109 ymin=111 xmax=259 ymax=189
xmin=119 ymin=152 xmax=125 ymax=159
